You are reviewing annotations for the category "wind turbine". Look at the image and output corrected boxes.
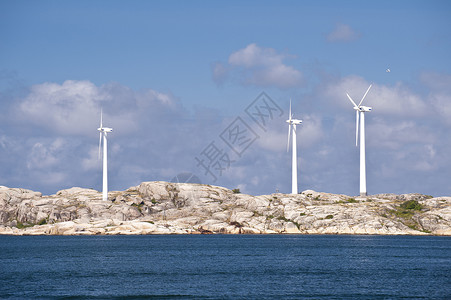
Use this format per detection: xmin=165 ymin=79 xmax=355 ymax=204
xmin=286 ymin=100 xmax=302 ymax=194
xmin=97 ymin=110 xmax=113 ymax=201
xmin=346 ymin=84 xmax=372 ymax=196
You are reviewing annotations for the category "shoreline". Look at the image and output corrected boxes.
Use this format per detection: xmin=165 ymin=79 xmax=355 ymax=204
xmin=1 ymin=220 xmax=449 ymax=236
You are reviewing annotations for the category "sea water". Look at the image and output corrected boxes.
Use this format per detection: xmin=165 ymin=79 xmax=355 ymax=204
xmin=0 ymin=235 xmax=450 ymax=299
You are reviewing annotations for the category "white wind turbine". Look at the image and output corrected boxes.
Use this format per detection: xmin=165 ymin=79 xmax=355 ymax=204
xmin=346 ymin=84 xmax=372 ymax=196
xmin=97 ymin=110 xmax=113 ymax=201
xmin=286 ymin=100 xmax=302 ymax=194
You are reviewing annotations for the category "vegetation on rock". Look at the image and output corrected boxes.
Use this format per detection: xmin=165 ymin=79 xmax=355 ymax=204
xmin=400 ymin=200 xmax=423 ymax=211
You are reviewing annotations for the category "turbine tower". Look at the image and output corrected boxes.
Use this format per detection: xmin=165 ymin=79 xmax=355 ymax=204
xmin=97 ymin=110 xmax=113 ymax=201
xmin=286 ymin=100 xmax=302 ymax=194
xmin=346 ymin=84 xmax=372 ymax=196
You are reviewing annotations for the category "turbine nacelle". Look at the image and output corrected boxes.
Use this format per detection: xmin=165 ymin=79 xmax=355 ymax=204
xmin=286 ymin=119 xmax=302 ymax=125
xmin=353 ymin=106 xmax=372 ymax=112
xmin=98 ymin=127 xmax=113 ymax=133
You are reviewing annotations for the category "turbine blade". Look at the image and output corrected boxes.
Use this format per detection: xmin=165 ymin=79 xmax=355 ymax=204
xmin=358 ymin=84 xmax=372 ymax=106
xmin=346 ymin=93 xmax=358 ymax=108
xmin=100 ymin=108 xmax=103 ymax=128
xmin=186 ymin=173 xmax=193 ymax=183
xmin=289 ymin=99 xmax=292 ymax=121
xmin=98 ymin=132 xmax=102 ymax=160
xmin=287 ymin=124 xmax=291 ymax=152
xmin=355 ymin=111 xmax=359 ymax=147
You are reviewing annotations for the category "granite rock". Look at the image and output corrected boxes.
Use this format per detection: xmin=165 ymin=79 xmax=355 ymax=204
xmin=0 ymin=182 xmax=450 ymax=236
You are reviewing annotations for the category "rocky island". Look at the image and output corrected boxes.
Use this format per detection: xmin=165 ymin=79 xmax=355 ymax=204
xmin=0 ymin=181 xmax=450 ymax=235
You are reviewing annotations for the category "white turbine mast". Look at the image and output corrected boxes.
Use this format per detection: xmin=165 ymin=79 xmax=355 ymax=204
xmin=97 ymin=109 xmax=113 ymax=201
xmin=286 ymin=99 xmax=302 ymax=194
xmin=346 ymin=84 xmax=372 ymax=196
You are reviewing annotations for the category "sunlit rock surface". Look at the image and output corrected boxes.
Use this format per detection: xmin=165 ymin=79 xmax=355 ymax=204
xmin=0 ymin=182 xmax=450 ymax=235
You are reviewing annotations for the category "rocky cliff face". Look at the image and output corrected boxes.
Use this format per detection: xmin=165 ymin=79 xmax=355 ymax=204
xmin=0 ymin=182 xmax=450 ymax=235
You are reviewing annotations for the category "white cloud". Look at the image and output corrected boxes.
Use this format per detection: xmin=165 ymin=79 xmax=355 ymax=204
xmin=372 ymin=83 xmax=428 ymax=116
xmin=256 ymin=128 xmax=288 ymax=152
xmin=368 ymin=118 xmax=435 ymax=150
xmin=326 ymin=23 xmax=361 ymax=42
xmin=229 ymin=43 xmax=284 ymax=67
xmin=0 ymin=135 xmax=18 ymax=151
xmin=421 ymin=72 xmax=451 ymax=125
xmin=431 ymin=93 xmax=451 ymax=125
xmin=18 ymin=80 xmax=179 ymax=136
xmin=374 ymin=142 xmax=440 ymax=175
xmin=297 ymin=114 xmax=324 ymax=148
xmin=19 ymin=80 xmax=102 ymax=135
xmin=211 ymin=62 xmax=229 ymax=85
xmin=410 ymin=144 xmax=437 ymax=172
xmin=213 ymin=44 xmax=304 ymax=89
xmin=82 ymin=146 xmax=101 ymax=171
xmin=24 ymin=138 xmax=70 ymax=187
xmin=27 ymin=139 xmax=66 ymax=169
xmin=37 ymin=171 xmax=67 ymax=186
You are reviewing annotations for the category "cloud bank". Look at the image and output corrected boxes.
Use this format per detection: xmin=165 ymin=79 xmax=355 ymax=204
xmin=1 ymin=68 xmax=451 ymax=197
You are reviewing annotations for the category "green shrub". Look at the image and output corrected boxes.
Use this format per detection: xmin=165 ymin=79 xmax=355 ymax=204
xmin=131 ymin=202 xmax=144 ymax=213
xmin=232 ymin=188 xmax=241 ymax=194
xmin=16 ymin=221 xmax=33 ymax=229
xmin=275 ymin=216 xmax=300 ymax=229
xmin=277 ymin=216 xmax=290 ymax=222
xmin=394 ymin=209 xmax=414 ymax=219
xmin=400 ymin=200 xmax=422 ymax=211
xmin=383 ymin=201 xmax=428 ymax=233
xmin=325 ymin=214 xmax=334 ymax=219
xmin=253 ymin=211 xmax=263 ymax=217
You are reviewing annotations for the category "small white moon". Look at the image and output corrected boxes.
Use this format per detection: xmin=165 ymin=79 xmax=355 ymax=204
xmin=386 ymin=68 xmax=391 ymax=73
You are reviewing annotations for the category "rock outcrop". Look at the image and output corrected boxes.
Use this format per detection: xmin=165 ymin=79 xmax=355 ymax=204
xmin=0 ymin=182 xmax=450 ymax=235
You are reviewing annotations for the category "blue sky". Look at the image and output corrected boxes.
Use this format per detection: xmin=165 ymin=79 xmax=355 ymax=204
xmin=1 ymin=0 xmax=450 ymax=196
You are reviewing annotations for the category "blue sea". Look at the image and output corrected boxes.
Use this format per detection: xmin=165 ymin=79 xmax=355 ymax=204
xmin=0 ymin=235 xmax=450 ymax=299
